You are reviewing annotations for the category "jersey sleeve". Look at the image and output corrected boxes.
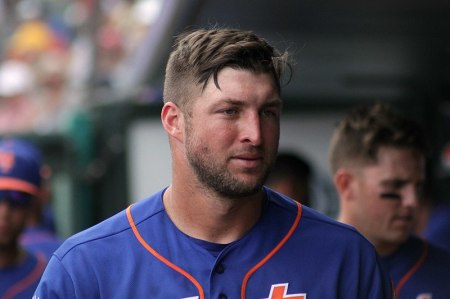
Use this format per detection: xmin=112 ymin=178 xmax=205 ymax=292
xmin=33 ymin=256 xmax=77 ymax=299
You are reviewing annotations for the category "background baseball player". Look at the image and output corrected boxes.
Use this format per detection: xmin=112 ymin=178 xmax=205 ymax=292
xmin=0 ymin=138 xmax=47 ymax=298
xmin=330 ymin=102 xmax=450 ymax=298
xmin=2 ymin=139 xmax=64 ymax=261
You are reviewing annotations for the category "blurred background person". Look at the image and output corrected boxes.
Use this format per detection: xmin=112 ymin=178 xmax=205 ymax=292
xmin=0 ymin=138 xmax=47 ymax=298
xmin=329 ymin=102 xmax=450 ymax=299
xmin=0 ymin=138 xmax=64 ymax=261
xmin=266 ymin=151 xmax=313 ymax=206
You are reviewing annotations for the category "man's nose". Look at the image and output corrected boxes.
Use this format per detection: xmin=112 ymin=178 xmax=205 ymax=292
xmin=240 ymin=113 xmax=262 ymax=145
xmin=402 ymin=186 xmax=420 ymax=208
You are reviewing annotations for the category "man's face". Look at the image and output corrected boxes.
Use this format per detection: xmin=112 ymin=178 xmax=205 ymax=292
xmin=184 ymin=68 xmax=281 ymax=198
xmin=0 ymin=193 xmax=31 ymax=249
xmin=350 ymin=147 xmax=425 ymax=253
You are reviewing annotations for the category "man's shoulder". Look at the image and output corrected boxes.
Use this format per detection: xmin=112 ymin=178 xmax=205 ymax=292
xmin=267 ymin=188 xmax=372 ymax=245
xmin=54 ymin=190 xmax=165 ymax=260
xmin=300 ymin=205 xmax=376 ymax=251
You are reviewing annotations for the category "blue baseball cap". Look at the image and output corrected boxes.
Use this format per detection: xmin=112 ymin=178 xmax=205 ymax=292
xmin=0 ymin=138 xmax=42 ymax=196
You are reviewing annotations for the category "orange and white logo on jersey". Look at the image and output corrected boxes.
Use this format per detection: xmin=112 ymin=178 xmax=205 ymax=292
xmin=266 ymin=283 xmax=306 ymax=299
xmin=0 ymin=152 xmax=14 ymax=173
xmin=416 ymin=293 xmax=432 ymax=299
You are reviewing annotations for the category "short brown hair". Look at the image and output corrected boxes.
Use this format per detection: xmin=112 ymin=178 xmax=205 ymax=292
xmin=328 ymin=102 xmax=428 ymax=174
xmin=163 ymin=28 xmax=290 ymax=111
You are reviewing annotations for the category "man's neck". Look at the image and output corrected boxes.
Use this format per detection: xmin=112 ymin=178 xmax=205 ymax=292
xmin=338 ymin=213 xmax=401 ymax=256
xmin=373 ymin=241 xmax=401 ymax=257
xmin=163 ymin=185 xmax=265 ymax=244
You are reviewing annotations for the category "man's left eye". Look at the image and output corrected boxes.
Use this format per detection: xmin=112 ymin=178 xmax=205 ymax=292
xmin=261 ymin=110 xmax=277 ymax=117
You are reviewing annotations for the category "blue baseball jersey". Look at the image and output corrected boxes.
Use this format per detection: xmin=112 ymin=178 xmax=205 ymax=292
xmin=381 ymin=235 xmax=450 ymax=299
xmin=35 ymin=188 xmax=393 ymax=298
xmin=0 ymin=250 xmax=46 ymax=299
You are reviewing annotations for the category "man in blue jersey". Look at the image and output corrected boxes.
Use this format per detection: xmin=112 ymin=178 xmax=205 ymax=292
xmin=3 ymin=139 xmax=64 ymax=261
xmin=330 ymin=102 xmax=450 ymax=299
xmin=35 ymin=27 xmax=393 ymax=298
xmin=0 ymin=139 xmax=47 ymax=298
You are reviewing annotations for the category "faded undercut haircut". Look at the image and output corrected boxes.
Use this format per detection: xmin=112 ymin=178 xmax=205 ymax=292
xmin=163 ymin=27 xmax=291 ymax=111
xmin=328 ymin=102 xmax=428 ymax=175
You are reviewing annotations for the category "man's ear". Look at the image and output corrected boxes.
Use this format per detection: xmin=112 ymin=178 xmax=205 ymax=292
xmin=334 ymin=168 xmax=355 ymax=201
xmin=161 ymin=102 xmax=184 ymax=142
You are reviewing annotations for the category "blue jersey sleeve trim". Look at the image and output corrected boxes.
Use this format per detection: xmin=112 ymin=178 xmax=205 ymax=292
xmin=395 ymin=239 xmax=428 ymax=297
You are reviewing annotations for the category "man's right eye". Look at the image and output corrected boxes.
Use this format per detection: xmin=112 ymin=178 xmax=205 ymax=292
xmin=222 ymin=109 xmax=237 ymax=115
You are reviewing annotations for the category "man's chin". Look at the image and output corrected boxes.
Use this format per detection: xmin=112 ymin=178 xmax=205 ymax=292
xmin=389 ymin=232 xmax=410 ymax=245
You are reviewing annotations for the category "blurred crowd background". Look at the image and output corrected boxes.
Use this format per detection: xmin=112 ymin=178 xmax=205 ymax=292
xmin=0 ymin=0 xmax=175 ymax=237
xmin=0 ymin=0 xmax=164 ymax=134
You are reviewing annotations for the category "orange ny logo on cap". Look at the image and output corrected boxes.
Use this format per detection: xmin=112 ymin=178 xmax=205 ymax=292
xmin=0 ymin=152 xmax=15 ymax=173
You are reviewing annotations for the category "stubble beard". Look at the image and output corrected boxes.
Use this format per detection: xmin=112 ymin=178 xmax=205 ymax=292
xmin=187 ymin=151 xmax=269 ymax=198
xmin=185 ymin=123 xmax=273 ymax=199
